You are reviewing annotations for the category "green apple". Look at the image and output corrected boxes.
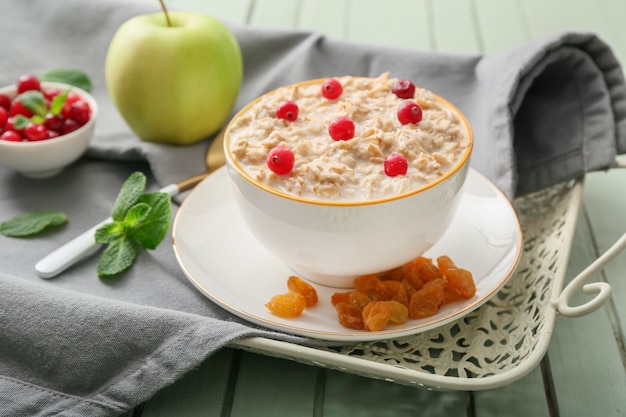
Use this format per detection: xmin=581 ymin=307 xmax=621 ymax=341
xmin=105 ymin=10 xmax=242 ymax=146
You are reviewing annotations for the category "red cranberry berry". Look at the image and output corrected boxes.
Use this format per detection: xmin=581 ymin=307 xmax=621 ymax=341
xmin=47 ymin=130 xmax=60 ymax=139
xmin=65 ymin=92 xmax=82 ymax=105
xmin=5 ymin=117 xmax=22 ymax=134
xmin=24 ymin=123 xmax=48 ymax=141
xmin=276 ymin=100 xmax=299 ymax=121
xmin=61 ymin=93 xmax=81 ymax=117
xmin=1 ymin=130 xmax=21 ymax=142
xmin=0 ymin=107 xmax=7 ymax=127
xmin=384 ymin=154 xmax=408 ymax=176
xmin=0 ymin=94 xmax=10 ymax=110
xmin=17 ymin=74 xmax=41 ymax=94
xmin=392 ymin=79 xmax=416 ymax=99
xmin=4 ymin=116 xmax=11 ymax=130
xmin=328 ymin=116 xmax=355 ymax=141
xmin=44 ymin=113 xmax=65 ymax=132
xmin=321 ymin=78 xmax=343 ymax=100
xmin=267 ymin=146 xmax=295 ymax=175
xmin=62 ymin=118 xmax=81 ymax=135
xmin=69 ymin=100 xmax=91 ymax=126
xmin=397 ymin=101 xmax=423 ymax=125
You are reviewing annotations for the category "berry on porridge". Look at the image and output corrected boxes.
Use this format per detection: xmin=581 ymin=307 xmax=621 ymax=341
xmin=391 ymin=79 xmax=416 ymax=99
xmin=266 ymin=146 xmax=295 ymax=175
xmin=276 ymin=100 xmax=299 ymax=121
xmin=320 ymin=78 xmax=343 ymax=100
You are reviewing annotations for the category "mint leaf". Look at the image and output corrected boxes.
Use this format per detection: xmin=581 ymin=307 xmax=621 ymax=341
xmin=132 ymin=192 xmax=171 ymax=249
xmin=49 ymin=89 xmax=70 ymax=115
xmin=97 ymin=235 xmax=139 ymax=277
xmin=13 ymin=115 xmax=30 ymax=130
xmin=31 ymin=115 xmax=44 ymax=124
xmin=123 ymin=203 xmax=151 ymax=228
xmin=19 ymin=90 xmax=47 ymax=117
xmin=111 ymin=172 xmax=147 ymax=222
xmin=0 ymin=211 xmax=68 ymax=237
xmin=95 ymin=222 xmax=125 ymax=244
xmin=39 ymin=68 xmax=92 ymax=92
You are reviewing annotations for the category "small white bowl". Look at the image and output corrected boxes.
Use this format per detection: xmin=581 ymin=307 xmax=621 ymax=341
xmin=224 ymin=79 xmax=473 ymax=288
xmin=0 ymin=82 xmax=97 ymax=178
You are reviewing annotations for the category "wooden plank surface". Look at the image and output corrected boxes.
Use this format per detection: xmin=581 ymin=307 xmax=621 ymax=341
xmin=521 ymin=0 xmax=626 ymax=64
xmin=230 ymin=352 xmax=320 ymax=417
xmin=248 ymin=0 xmax=300 ymax=29
xmin=431 ymin=0 xmax=481 ymax=53
xmin=167 ymin=0 xmax=252 ymax=23
xmin=133 ymin=0 xmax=626 ymax=416
xmin=346 ymin=0 xmax=432 ymax=50
xmin=583 ymin=170 xmax=626 ymax=359
xmin=140 ymin=349 xmax=235 ymax=416
xmin=547 ymin=206 xmax=626 ymax=416
xmin=473 ymin=0 xmax=530 ymax=54
xmin=322 ymin=370 xmax=467 ymax=417
xmin=298 ymin=0 xmax=348 ymax=40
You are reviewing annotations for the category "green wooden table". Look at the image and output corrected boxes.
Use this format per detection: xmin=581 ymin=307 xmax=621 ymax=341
xmin=126 ymin=1 xmax=626 ymax=415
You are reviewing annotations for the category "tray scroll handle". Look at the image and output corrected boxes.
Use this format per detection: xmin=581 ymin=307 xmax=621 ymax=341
xmin=553 ymin=231 xmax=626 ymax=317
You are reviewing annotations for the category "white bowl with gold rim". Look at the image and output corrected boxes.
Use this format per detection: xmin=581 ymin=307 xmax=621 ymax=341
xmin=224 ymin=75 xmax=473 ymax=288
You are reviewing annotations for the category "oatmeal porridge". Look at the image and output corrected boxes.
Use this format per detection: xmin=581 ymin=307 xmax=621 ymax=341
xmin=227 ymin=72 xmax=471 ymax=201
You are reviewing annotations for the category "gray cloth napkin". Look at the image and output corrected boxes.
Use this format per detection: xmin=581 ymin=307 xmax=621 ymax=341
xmin=1 ymin=1 xmax=626 ymax=416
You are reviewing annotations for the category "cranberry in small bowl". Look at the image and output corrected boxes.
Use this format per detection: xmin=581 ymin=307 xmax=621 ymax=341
xmin=0 ymin=77 xmax=97 ymax=178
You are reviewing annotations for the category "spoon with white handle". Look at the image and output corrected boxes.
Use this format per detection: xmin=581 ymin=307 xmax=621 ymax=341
xmin=35 ymin=129 xmax=225 ymax=279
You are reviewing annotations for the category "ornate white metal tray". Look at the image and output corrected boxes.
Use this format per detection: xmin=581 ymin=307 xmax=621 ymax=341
xmin=232 ymin=177 xmax=616 ymax=390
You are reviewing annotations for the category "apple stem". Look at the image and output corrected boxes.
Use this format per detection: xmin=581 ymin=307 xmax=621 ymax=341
xmin=158 ymin=0 xmax=172 ymax=27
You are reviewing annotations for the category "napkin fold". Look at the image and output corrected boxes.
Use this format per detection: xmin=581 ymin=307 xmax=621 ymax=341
xmin=1 ymin=0 xmax=625 ymax=416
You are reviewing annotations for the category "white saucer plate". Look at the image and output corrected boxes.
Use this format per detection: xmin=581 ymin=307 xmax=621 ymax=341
xmin=172 ymin=166 xmax=523 ymax=342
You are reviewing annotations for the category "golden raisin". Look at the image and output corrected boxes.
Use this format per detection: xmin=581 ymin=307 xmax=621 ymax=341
xmin=443 ymin=289 xmax=465 ymax=304
xmin=265 ymin=292 xmax=307 ymax=318
xmin=378 ymin=265 xmax=405 ymax=282
xmin=401 ymin=278 xmax=418 ymax=298
xmin=421 ymin=278 xmax=446 ymax=304
xmin=416 ymin=257 xmax=444 ymax=282
xmin=403 ymin=265 xmax=424 ymax=290
xmin=331 ymin=291 xmax=350 ymax=306
xmin=408 ymin=295 xmax=440 ymax=319
xmin=403 ymin=257 xmax=442 ymax=289
xmin=436 ymin=255 xmax=456 ymax=274
xmin=354 ymin=274 xmax=380 ymax=297
xmin=408 ymin=278 xmax=446 ymax=319
xmin=386 ymin=300 xmax=409 ymax=325
xmin=362 ymin=301 xmax=391 ymax=331
xmin=348 ymin=291 xmax=373 ymax=311
xmin=336 ymin=302 xmax=365 ymax=330
xmin=376 ymin=280 xmax=409 ymax=306
xmin=287 ymin=275 xmax=319 ymax=307
xmin=443 ymin=267 xmax=476 ymax=299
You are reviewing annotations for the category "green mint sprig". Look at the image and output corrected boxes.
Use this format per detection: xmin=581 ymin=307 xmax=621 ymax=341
xmin=95 ymin=172 xmax=172 ymax=278
xmin=0 ymin=211 xmax=68 ymax=237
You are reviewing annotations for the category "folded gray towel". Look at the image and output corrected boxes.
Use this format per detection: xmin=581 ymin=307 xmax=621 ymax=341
xmin=1 ymin=0 xmax=625 ymax=416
